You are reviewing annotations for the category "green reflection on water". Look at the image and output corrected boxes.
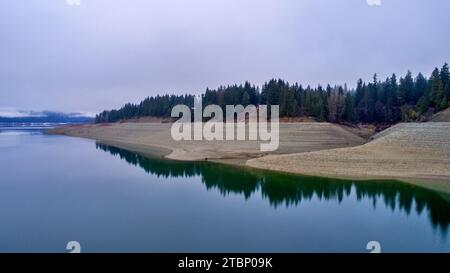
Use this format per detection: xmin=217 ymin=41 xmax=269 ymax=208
xmin=96 ymin=142 xmax=450 ymax=234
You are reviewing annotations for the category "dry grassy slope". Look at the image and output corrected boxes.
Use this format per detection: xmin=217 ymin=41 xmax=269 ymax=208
xmin=247 ymin=122 xmax=450 ymax=194
xmin=431 ymin=108 xmax=450 ymax=122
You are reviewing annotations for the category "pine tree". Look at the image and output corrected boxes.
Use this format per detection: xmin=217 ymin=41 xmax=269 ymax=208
xmin=242 ymin=91 xmax=250 ymax=106
xmin=440 ymin=63 xmax=449 ymax=87
xmin=317 ymin=85 xmax=329 ymax=121
xmin=336 ymin=86 xmax=345 ymax=122
xmin=343 ymin=92 xmax=355 ymax=122
xmin=354 ymin=79 xmax=364 ymax=108
xmin=429 ymin=67 xmax=444 ymax=109
xmin=440 ymin=63 xmax=450 ymax=108
xmin=416 ymin=95 xmax=430 ymax=115
xmin=385 ymin=74 xmax=399 ymax=123
xmin=413 ymin=73 xmax=427 ymax=105
xmin=398 ymin=70 xmax=414 ymax=105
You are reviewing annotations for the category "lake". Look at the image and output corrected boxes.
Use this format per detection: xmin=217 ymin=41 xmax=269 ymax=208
xmin=0 ymin=128 xmax=449 ymax=253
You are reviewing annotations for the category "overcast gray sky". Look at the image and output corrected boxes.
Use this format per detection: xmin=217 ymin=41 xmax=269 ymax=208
xmin=1 ymin=0 xmax=449 ymax=115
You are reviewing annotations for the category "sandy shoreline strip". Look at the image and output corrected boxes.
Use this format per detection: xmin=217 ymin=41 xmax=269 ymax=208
xmin=50 ymin=122 xmax=450 ymax=194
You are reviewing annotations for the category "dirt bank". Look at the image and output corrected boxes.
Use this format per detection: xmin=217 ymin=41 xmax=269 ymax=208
xmin=50 ymin=122 xmax=365 ymax=163
xmin=247 ymin=122 xmax=450 ymax=193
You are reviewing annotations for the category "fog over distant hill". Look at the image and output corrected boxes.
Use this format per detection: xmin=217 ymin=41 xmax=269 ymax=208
xmin=0 ymin=110 xmax=94 ymax=124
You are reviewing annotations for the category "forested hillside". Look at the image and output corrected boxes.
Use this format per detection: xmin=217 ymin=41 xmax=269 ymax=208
xmin=96 ymin=63 xmax=450 ymax=124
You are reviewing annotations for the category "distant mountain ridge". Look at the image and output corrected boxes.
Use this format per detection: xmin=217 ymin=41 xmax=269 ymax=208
xmin=0 ymin=111 xmax=94 ymax=123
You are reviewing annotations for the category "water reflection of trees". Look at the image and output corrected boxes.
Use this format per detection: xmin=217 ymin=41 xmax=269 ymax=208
xmin=96 ymin=143 xmax=450 ymax=233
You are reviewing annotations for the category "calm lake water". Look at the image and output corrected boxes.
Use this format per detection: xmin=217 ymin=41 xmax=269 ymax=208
xmin=0 ymin=128 xmax=449 ymax=253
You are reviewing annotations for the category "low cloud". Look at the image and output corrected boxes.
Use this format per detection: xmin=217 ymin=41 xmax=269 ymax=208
xmin=0 ymin=107 xmax=95 ymax=118
xmin=69 ymin=111 xmax=97 ymax=118
xmin=0 ymin=107 xmax=45 ymax=118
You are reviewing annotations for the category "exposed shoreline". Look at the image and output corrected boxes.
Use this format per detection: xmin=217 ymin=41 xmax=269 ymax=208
xmin=50 ymin=122 xmax=366 ymax=161
xmin=50 ymin=121 xmax=450 ymax=194
xmin=247 ymin=122 xmax=450 ymax=194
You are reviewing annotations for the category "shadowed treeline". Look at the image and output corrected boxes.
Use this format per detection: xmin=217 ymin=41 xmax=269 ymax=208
xmin=96 ymin=142 xmax=450 ymax=233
